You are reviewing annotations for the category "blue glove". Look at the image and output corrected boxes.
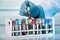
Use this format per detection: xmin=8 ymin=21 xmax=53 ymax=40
xmin=44 ymin=1 xmax=60 ymax=17
xmin=45 ymin=6 xmax=60 ymax=17
xmin=19 ymin=1 xmax=45 ymax=18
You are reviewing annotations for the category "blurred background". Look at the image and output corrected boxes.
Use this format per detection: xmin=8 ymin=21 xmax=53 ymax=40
xmin=0 ymin=0 xmax=60 ymax=40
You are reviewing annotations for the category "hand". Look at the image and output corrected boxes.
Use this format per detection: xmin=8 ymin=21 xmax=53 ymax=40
xmin=19 ymin=1 xmax=45 ymax=18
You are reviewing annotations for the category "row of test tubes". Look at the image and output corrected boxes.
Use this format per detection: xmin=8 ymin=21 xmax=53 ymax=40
xmin=11 ymin=18 xmax=53 ymax=36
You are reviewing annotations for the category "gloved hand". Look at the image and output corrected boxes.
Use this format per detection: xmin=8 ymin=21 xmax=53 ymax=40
xmin=19 ymin=1 xmax=45 ymax=18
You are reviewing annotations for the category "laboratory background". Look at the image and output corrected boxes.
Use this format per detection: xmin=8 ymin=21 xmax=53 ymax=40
xmin=0 ymin=0 xmax=60 ymax=40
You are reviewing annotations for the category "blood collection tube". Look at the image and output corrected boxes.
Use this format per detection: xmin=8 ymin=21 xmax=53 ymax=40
xmin=19 ymin=19 xmax=22 ymax=35
xmin=15 ymin=19 xmax=19 ymax=31
xmin=42 ymin=19 xmax=46 ymax=29
xmin=48 ymin=19 xmax=52 ymax=34
xmin=12 ymin=20 xmax=16 ymax=36
xmin=25 ymin=19 xmax=29 ymax=35
xmin=39 ymin=19 xmax=42 ymax=28
xmin=22 ymin=20 xmax=27 ymax=35
xmin=12 ymin=20 xmax=16 ymax=31
xmin=32 ymin=19 xmax=35 ymax=35
xmin=26 ymin=19 xmax=28 ymax=30
xmin=15 ymin=19 xmax=19 ymax=36
xmin=42 ymin=19 xmax=47 ymax=34
xmin=48 ymin=19 xmax=52 ymax=29
xmin=22 ymin=20 xmax=26 ymax=30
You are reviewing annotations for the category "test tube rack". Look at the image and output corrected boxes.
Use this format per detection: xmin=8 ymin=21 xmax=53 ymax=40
xmin=5 ymin=18 xmax=55 ymax=38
